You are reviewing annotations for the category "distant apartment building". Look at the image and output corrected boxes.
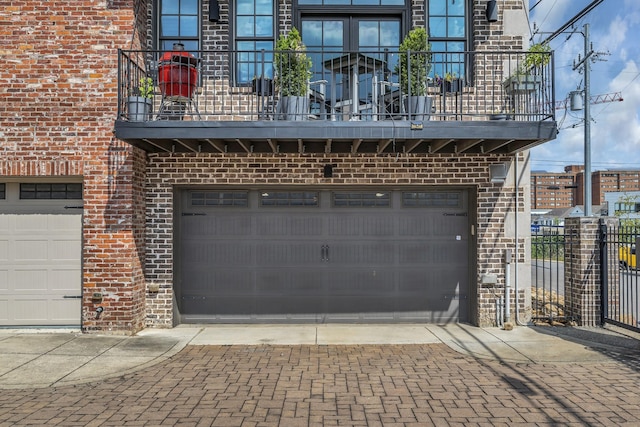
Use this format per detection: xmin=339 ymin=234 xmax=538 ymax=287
xmin=531 ymin=166 xmax=580 ymax=209
xmin=532 ymin=166 xmax=640 ymax=209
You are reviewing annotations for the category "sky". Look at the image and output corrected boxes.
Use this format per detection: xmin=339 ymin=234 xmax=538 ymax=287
xmin=528 ymin=0 xmax=640 ymax=172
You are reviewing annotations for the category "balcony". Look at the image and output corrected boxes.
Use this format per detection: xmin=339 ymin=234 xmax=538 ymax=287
xmin=114 ymin=49 xmax=557 ymax=154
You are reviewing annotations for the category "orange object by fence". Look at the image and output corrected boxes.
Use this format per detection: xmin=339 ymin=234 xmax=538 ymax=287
xmin=158 ymin=44 xmax=199 ymax=100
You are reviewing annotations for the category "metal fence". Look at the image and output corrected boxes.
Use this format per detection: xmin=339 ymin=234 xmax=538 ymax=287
xmin=601 ymin=224 xmax=640 ymax=332
xmin=531 ymin=228 xmax=572 ymax=324
xmin=117 ymin=48 xmax=554 ymax=122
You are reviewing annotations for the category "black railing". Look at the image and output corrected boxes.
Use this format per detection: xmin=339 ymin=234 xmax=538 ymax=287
xmin=532 ymin=228 xmax=572 ymax=324
xmin=117 ymin=48 xmax=554 ymax=122
xmin=601 ymin=224 xmax=640 ymax=332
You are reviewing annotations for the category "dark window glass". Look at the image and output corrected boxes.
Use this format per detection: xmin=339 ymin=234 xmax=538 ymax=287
xmin=191 ymin=192 xmax=249 ymax=206
xmin=20 ymin=183 xmax=82 ymax=200
xmin=261 ymin=191 xmax=319 ymax=206
xmin=403 ymin=191 xmax=460 ymax=207
xmin=333 ymin=192 xmax=390 ymax=207
xmin=427 ymin=0 xmax=468 ymax=82
xmin=299 ymin=0 xmax=403 ymax=5
xmin=235 ymin=0 xmax=275 ymax=83
xmin=0 ymin=183 xmax=5 ymax=199
xmin=159 ymin=0 xmax=200 ymax=53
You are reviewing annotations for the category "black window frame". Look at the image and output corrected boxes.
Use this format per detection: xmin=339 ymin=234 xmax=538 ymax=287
xmin=19 ymin=183 xmax=83 ymax=200
xmin=156 ymin=0 xmax=201 ymax=54
xmin=232 ymin=0 xmax=278 ymax=85
xmin=426 ymin=0 xmax=472 ymax=85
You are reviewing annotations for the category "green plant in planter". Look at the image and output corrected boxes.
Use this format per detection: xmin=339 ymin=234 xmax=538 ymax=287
xmin=504 ymin=42 xmax=551 ymax=94
xmin=397 ymin=27 xmax=432 ymax=96
xmin=521 ymin=42 xmax=551 ymax=72
xmin=134 ymin=77 xmax=154 ymax=98
xmin=274 ymin=27 xmax=312 ymax=97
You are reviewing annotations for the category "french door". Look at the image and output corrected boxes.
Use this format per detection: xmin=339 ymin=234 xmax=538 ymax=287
xmin=301 ymin=17 xmax=401 ymax=109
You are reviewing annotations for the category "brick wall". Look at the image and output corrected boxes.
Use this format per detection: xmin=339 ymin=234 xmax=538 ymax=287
xmin=1 ymin=1 xmax=148 ymax=334
xmin=564 ymin=217 xmax=619 ymax=326
xmin=144 ymin=152 xmax=529 ymax=328
xmin=1 ymin=0 xmax=532 ymax=332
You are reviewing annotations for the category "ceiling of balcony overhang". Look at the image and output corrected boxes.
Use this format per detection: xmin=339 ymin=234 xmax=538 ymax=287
xmin=114 ymin=120 xmax=558 ymax=155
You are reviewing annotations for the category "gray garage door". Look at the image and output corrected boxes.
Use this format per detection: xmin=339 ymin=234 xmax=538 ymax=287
xmin=0 ymin=182 xmax=83 ymax=326
xmin=176 ymin=189 xmax=470 ymax=323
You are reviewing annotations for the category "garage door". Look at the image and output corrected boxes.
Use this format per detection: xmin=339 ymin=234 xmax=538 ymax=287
xmin=176 ymin=189 xmax=470 ymax=323
xmin=0 ymin=183 xmax=83 ymax=326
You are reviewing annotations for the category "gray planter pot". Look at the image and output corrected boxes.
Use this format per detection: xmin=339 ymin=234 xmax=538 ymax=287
xmin=503 ymin=74 xmax=542 ymax=95
xmin=279 ymin=96 xmax=309 ymax=121
xmin=127 ymin=96 xmax=152 ymax=121
xmin=404 ymin=96 xmax=432 ymax=122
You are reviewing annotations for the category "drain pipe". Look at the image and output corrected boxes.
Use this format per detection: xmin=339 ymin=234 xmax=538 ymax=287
xmin=513 ymin=154 xmax=526 ymax=326
xmin=504 ymin=249 xmax=512 ymax=326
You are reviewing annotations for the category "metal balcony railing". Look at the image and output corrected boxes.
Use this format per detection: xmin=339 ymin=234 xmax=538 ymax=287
xmin=117 ymin=48 xmax=554 ymax=123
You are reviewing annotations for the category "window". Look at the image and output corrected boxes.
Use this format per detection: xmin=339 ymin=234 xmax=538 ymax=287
xmin=20 ymin=183 xmax=82 ymax=200
xmin=158 ymin=0 xmax=200 ymax=52
xmin=299 ymin=0 xmax=403 ymax=5
xmin=235 ymin=0 xmax=276 ymax=83
xmin=191 ymin=191 xmax=248 ymax=206
xmin=333 ymin=192 xmax=390 ymax=207
xmin=0 ymin=183 xmax=5 ymax=199
xmin=403 ymin=191 xmax=461 ymax=207
xmin=261 ymin=191 xmax=319 ymax=206
xmin=427 ymin=0 xmax=468 ymax=81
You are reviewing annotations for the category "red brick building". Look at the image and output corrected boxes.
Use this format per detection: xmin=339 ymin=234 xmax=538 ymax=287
xmin=531 ymin=166 xmax=640 ymax=209
xmin=1 ymin=1 xmax=557 ymax=332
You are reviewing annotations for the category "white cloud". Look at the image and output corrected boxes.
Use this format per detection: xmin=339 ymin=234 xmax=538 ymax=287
xmin=530 ymin=0 xmax=640 ymax=172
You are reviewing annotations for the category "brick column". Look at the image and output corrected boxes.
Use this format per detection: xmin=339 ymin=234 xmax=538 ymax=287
xmin=564 ymin=217 xmax=617 ymax=326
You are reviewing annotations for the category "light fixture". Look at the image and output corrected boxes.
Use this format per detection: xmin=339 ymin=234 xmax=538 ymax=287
xmin=323 ymin=164 xmax=333 ymax=178
xmin=209 ymin=0 xmax=220 ymax=22
xmin=486 ymin=0 xmax=498 ymax=23
xmin=490 ymin=163 xmax=508 ymax=183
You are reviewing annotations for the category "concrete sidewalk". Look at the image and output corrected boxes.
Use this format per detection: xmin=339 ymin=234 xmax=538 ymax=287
xmin=1 ymin=323 xmax=639 ymax=389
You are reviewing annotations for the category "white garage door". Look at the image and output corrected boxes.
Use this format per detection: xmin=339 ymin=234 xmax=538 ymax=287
xmin=0 ymin=183 xmax=83 ymax=327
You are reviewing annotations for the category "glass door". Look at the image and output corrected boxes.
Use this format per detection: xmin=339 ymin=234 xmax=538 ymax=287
xmin=301 ymin=17 xmax=400 ymax=119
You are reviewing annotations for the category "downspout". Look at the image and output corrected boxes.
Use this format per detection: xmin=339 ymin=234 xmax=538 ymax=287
xmin=514 ymin=154 xmax=526 ymax=325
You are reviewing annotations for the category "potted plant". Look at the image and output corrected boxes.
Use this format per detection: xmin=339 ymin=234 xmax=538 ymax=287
xmin=251 ymin=75 xmax=274 ymax=96
xmin=437 ymin=72 xmax=462 ymax=93
xmin=397 ymin=27 xmax=432 ymax=121
xmin=127 ymin=76 xmax=154 ymax=121
xmin=274 ymin=27 xmax=312 ymax=120
xmin=503 ymin=42 xmax=551 ymax=95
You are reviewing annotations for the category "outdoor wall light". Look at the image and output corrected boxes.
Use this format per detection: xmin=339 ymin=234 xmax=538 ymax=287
xmin=209 ymin=0 xmax=220 ymax=22
xmin=323 ymin=164 xmax=334 ymax=178
xmin=490 ymin=163 xmax=508 ymax=183
xmin=486 ymin=0 xmax=499 ymax=23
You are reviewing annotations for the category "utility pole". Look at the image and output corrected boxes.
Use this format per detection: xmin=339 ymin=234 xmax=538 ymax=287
xmin=571 ymin=24 xmax=603 ymax=216
xmin=576 ymin=24 xmax=593 ymax=216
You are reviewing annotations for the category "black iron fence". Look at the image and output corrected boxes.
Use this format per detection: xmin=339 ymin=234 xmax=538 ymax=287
xmin=601 ymin=224 xmax=640 ymax=332
xmin=531 ymin=228 xmax=572 ymax=324
xmin=117 ymin=48 xmax=554 ymax=122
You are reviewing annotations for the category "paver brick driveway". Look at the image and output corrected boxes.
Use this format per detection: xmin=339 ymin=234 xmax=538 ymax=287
xmin=1 ymin=344 xmax=640 ymax=426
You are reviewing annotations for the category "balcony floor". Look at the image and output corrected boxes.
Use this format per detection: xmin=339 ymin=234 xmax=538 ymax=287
xmin=114 ymin=119 xmax=558 ymax=154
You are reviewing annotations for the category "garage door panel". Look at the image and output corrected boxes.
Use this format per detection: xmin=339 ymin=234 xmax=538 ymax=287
xmin=256 ymin=242 xmax=320 ymax=264
xmin=14 ymin=240 xmax=48 ymax=261
xmin=326 ymin=270 xmax=394 ymax=293
xmin=177 ymin=189 xmax=470 ymax=323
xmin=50 ymin=239 xmax=81 ymax=261
xmin=50 ymin=269 xmax=84 ymax=292
xmin=257 ymin=269 xmax=324 ymax=293
xmin=0 ymin=239 xmax=7 ymax=260
xmin=256 ymin=215 xmax=324 ymax=236
xmin=327 ymin=242 xmax=396 ymax=265
xmin=13 ymin=269 xmax=48 ymax=291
